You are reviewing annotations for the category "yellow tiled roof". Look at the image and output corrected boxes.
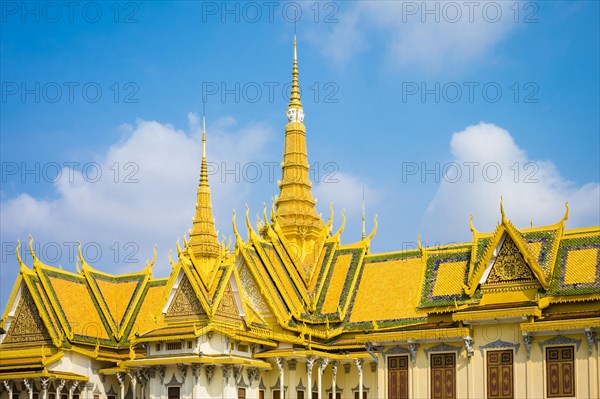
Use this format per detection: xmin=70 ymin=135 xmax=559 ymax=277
xmin=47 ymin=276 xmax=109 ymax=339
xmin=349 ymin=255 xmax=425 ymax=323
xmin=321 ymin=253 xmax=353 ymax=314
xmin=432 ymin=260 xmax=469 ymax=297
xmin=129 ymin=281 xmax=166 ymax=338
xmin=95 ymin=279 xmax=140 ymax=326
xmin=564 ymin=246 xmax=598 ymax=285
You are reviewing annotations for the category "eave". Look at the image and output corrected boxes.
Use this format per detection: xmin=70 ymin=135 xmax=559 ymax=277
xmin=118 ymin=354 xmax=272 ymax=369
xmin=453 ymin=305 xmax=542 ymax=324
xmin=520 ymin=316 xmax=600 ymax=335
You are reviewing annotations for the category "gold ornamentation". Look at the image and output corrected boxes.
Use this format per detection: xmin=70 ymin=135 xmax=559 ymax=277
xmin=3 ymin=288 xmax=51 ymax=344
xmin=487 ymin=236 xmax=536 ymax=283
xmin=215 ymin=284 xmax=239 ymax=319
xmin=166 ymin=276 xmax=206 ymax=319
xmin=239 ymin=263 xmax=269 ymax=314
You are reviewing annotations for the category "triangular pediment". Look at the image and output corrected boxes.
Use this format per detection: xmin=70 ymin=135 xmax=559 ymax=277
xmin=465 ymin=217 xmax=550 ymax=295
xmin=213 ymin=283 xmax=242 ymax=322
xmin=165 ymin=274 xmax=207 ymax=322
xmin=482 ymin=234 xmax=537 ymax=286
xmin=238 ymin=261 xmax=273 ymax=319
xmin=2 ymin=285 xmax=52 ymax=346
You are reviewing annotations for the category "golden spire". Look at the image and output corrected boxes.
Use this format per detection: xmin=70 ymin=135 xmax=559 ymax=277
xmin=189 ymin=111 xmax=220 ymax=259
xmin=289 ymin=35 xmax=302 ymax=110
xmin=275 ymin=35 xmax=324 ymax=245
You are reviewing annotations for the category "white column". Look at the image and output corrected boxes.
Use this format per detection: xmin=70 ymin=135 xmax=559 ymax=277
xmin=317 ymin=358 xmax=329 ymax=399
xmin=331 ymin=361 xmax=338 ymax=399
xmin=40 ymin=377 xmax=50 ymax=399
xmin=129 ymin=373 xmax=137 ymax=399
xmin=2 ymin=381 xmax=13 ymax=399
xmin=68 ymin=381 xmax=79 ymax=399
xmin=276 ymin=357 xmax=285 ymax=398
xmin=355 ymin=359 xmax=363 ymax=399
xmin=56 ymin=379 xmax=66 ymax=399
xmin=192 ymin=364 xmax=202 ymax=399
xmin=23 ymin=378 xmax=33 ymax=399
xmin=117 ymin=372 xmax=125 ymax=399
xmin=306 ymin=356 xmax=316 ymax=397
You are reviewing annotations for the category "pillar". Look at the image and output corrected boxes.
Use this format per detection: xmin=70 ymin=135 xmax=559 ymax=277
xmin=276 ymin=357 xmax=285 ymax=398
xmin=306 ymin=356 xmax=316 ymax=398
xmin=355 ymin=359 xmax=363 ymax=399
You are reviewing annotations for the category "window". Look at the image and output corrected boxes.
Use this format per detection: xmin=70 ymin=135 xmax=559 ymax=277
xmin=273 ymin=390 xmax=285 ymax=399
xmin=166 ymin=342 xmax=182 ymax=350
xmin=487 ymin=350 xmax=513 ymax=399
xmin=388 ymin=355 xmax=409 ymax=399
xmin=238 ymin=388 xmax=246 ymax=399
xmin=168 ymin=387 xmax=181 ymax=399
xmin=155 ymin=343 xmax=161 ymax=351
xmin=187 ymin=341 xmax=193 ymax=349
xmin=328 ymin=393 xmax=341 ymax=399
xmin=431 ymin=353 xmax=456 ymax=399
xmin=297 ymin=391 xmax=305 ymax=399
xmin=107 ymin=396 xmax=116 ymax=399
xmin=312 ymin=393 xmax=318 ymax=399
xmin=259 ymin=390 xmax=265 ymax=399
xmin=354 ymin=392 xmax=368 ymax=399
xmin=238 ymin=343 xmax=249 ymax=352
xmin=546 ymin=346 xmax=575 ymax=397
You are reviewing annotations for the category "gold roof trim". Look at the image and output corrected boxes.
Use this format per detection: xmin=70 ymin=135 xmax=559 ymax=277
xmin=520 ymin=317 xmax=600 ymax=333
xmin=452 ymin=306 xmax=542 ymax=322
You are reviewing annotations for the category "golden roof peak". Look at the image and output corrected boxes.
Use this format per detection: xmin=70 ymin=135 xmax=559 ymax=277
xmin=287 ymin=34 xmax=302 ymax=115
xmin=188 ymin=113 xmax=220 ymax=259
xmin=275 ymin=36 xmax=324 ymax=246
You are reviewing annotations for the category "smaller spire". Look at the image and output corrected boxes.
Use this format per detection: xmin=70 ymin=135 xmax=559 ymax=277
xmin=287 ymin=34 xmax=303 ymax=120
xmin=189 ymin=107 xmax=220 ymax=259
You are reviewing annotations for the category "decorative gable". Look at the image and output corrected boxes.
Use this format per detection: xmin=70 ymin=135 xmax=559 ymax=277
xmin=484 ymin=235 xmax=537 ymax=285
xmin=165 ymin=275 xmax=207 ymax=321
xmin=2 ymin=287 xmax=51 ymax=345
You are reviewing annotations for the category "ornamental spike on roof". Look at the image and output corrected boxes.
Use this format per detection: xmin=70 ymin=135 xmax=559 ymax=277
xmin=188 ymin=112 xmax=220 ymax=259
xmin=274 ymin=36 xmax=325 ymax=250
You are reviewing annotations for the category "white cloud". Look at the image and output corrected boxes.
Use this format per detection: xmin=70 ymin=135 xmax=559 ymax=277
xmin=313 ymin=171 xmax=379 ymax=220
xmin=422 ymin=122 xmax=600 ymax=242
xmin=0 ymin=115 xmax=273 ymax=278
xmin=314 ymin=1 xmax=517 ymax=70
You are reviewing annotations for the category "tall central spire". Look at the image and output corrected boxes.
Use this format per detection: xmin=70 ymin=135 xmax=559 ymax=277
xmin=189 ymin=113 xmax=220 ymax=259
xmin=274 ymin=36 xmax=324 ymax=246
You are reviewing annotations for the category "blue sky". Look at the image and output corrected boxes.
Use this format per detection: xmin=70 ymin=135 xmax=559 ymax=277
xmin=1 ymin=1 xmax=599 ymax=308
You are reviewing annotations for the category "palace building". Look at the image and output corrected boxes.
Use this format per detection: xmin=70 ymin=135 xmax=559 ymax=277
xmin=1 ymin=38 xmax=599 ymax=399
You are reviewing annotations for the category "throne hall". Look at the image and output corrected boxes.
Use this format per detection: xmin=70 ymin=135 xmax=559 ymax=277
xmin=1 ymin=39 xmax=598 ymax=399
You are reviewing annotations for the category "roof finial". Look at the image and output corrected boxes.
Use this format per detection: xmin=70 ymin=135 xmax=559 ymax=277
xmin=287 ymin=34 xmax=303 ymax=121
xmin=200 ymin=103 xmax=208 ymax=186
xmin=361 ymin=187 xmax=366 ymax=240
xmin=188 ymin=106 xmax=220 ymax=259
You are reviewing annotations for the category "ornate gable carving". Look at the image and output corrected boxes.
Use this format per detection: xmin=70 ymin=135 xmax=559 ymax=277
xmin=214 ymin=284 xmax=240 ymax=320
xmin=486 ymin=236 xmax=536 ymax=284
xmin=165 ymin=276 xmax=206 ymax=320
xmin=3 ymin=288 xmax=51 ymax=345
xmin=239 ymin=262 xmax=270 ymax=315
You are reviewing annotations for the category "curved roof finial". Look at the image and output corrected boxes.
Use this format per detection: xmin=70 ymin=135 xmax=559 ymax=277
xmin=500 ymin=196 xmax=507 ymax=223
xmin=469 ymin=213 xmax=478 ymax=234
xmin=28 ymin=235 xmax=38 ymax=265
xmin=561 ymin=201 xmax=570 ymax=223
